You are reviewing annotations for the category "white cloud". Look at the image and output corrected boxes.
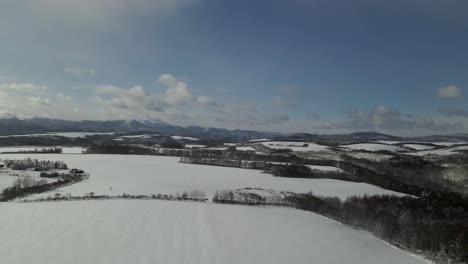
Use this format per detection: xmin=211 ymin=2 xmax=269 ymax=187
xmin=93 ymin=74 xmax=219 ymax=115
xmin=88 ymin=96 xmax=104 ymax=103
xmin=435 ymin=85 xmax=463 ymax=99
xmin=65 ymin=67 xmax=96 ymax=76
xmin=159 ymin=74 xmax=193 ymax=106
xmin=0 ymin=109 xmax=17 ymax=119
xmin=196 ymin=95 xmax=218 ymax=106
xmin=57 ymin=93 xmax=72 ymax=101
xmin=0 ymin=91 xmax=8 ymax=103
xmin=0 ymin=83 xmax=47 ymax=94
xmin=28 ymin=96 xmax=51 ymax=106
xmin=338 ymin=105 xmax=464 ymax=135
xmin=439 ymin=107 xmax=468 ymax=118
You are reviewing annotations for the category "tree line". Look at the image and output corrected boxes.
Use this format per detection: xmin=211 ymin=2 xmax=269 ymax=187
xmin=2 ymin=158 xmax=68 ymax=171
xmin=211 ymin=189 xmax=468 ymax=264
xmin=0 ymin=169 xmax=88 ymax=201
xmin=287 ymin=191 xmax=468 ymax=264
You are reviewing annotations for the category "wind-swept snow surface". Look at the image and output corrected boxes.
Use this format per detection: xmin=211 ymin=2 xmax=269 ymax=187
xmin=0 ymin=200 xmax=429 ymax=264
xmin=0 ymin=154 xmax=406 ymax=200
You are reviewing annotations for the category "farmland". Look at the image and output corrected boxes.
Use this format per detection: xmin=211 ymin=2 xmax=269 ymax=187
xmin=0 ymin=200 xmax=429 ymax=264
xmin=0 ymin=154 xmax=405 ymax=200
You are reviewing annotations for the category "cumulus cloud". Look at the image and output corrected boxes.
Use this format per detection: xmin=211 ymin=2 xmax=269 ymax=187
xmin=93 ymin=74 xmax=220 ymax=115
xmin=65 ymin=67 xmax=96 ymax=76
xmin=28 ymin=96 xmax=51 ymax=106
xmin=342 ymin=105 xmax=401 ymax=130
xmin=57 ymin=93 xmax=72 ymax=101
xmin=88 ymin=96 xmax=103 ymax=103
xmin=435 ymin=85 xmax=463 ymax=99
xmin=0 ymin=110 xmax=17 ymax=119
xmin=159 ymin=74 xmax=194 ymax=106
xmin=0 ymin=91 xmax=8 ymax=103
xmin=0 ymin=83 xmax=47 ymax=94
xmin=337 ymin=105 xmax=464 ymax=134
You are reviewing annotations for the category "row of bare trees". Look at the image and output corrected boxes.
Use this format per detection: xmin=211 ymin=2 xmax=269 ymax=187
xmin=2 ymin=158 xmax=68 ymax=171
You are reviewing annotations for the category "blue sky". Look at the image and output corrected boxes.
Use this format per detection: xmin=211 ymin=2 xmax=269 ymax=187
xmin=0 ymin=0 xmax=467 ymax=135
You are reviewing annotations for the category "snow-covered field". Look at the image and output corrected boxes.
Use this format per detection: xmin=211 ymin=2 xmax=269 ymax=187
xmin=408 ymin=146 xmax=468 ymax=156
xmin=0 ymin=169 xmax=58 ymax=191
xmin=377 ymin=140 xmax=467 ymax=147
xmin=0 ymin=154 xmax=406 ymax=200
xmin=0 ymin=146 xmax=86 ymax=154
xmin=185 ymin=144 xmax=207 ymax=149
xmin=0 ymin=174 xmax=18 ymax=191
xmin=268 ymin=162 xmax=342 ymax=172
xmin=0 ymin=132 xmax=114 ymax=138
xmin=344 ymin=152 xmax=393 ymax=162
xmin=0 ymin=200 xmax=428 ymax=264
xmin=261 ymin=141 xmax=329 ymax=152
xmin=235 ymin=146 xmax=256 ymax=151
xmin=306 ymin=165 xmax=343 ymax=172
xmin=120 ymin=134 xmax=152 ymax=139
xmin=171 ymin=135 xmax=199 ymax=141
xmin=340 ymin=143 xmax=405 ymax=152
xmin=402 ymin=144 xmax=434 ymax=151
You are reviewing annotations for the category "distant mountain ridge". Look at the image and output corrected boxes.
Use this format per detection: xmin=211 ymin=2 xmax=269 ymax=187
xmin=0 ymin=117 xmax=467 ymax=143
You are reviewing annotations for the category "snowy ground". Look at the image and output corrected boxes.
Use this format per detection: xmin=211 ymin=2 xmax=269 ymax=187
xmin=0 ymin=154 xmax=406 ymax=200
xmin=268 ymin=162 xmax=343 ymax=172
xmin=184 ymin=144 xmax=207 ymax=149
xmin=261 ymin=141 xmax=329 ymax=152
xmin=377 ymin=140 xmax=467 ymax=147
xmin=0 ymin=174 xmax=18 ymax=191
xmin=172 ymin=135 xmax=199 ymax=141
xmin=0 ymin=146 xmax=86 ymax=154
xmin=0 ymin=132 xmax=114 ymax=138
xmin=0 ymin=166 xmax=60 ymax=191
xmin=235 ymin=146 xmax=256 ymax=151
xmin=119 ymin=134 xmax=152 ymax=139
xmin=344 ymin=152 xmax=393 ymax=162
xmin=402 ymin=144 xmax=435 ymax=151
xmin=408 ymin=145 xmax=468 ymax=156
xmin=0 ymin=200 xmax=429 ymax=264
xmin=340 ymin=143 xmax=406 ymax=152
xmin=306 ymin=165 xmax=343 ymax=172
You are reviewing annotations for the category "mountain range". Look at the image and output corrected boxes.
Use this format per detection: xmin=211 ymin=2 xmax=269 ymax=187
xmin=0 ymin=117 xmax=467 ymax=143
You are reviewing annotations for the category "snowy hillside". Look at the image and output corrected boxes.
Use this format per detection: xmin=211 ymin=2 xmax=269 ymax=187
xmin=340 ymin=143 xmax=405 ymax=152
xmin=408 ymin=145 xmax=468 ymax=156
xmin=402 ymin=144 xmax=434 ymax=151
xmin=261 ymin=141 xmax=329 ymax=152
xmin=0 ymin=200 xmax=429 ymax=264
